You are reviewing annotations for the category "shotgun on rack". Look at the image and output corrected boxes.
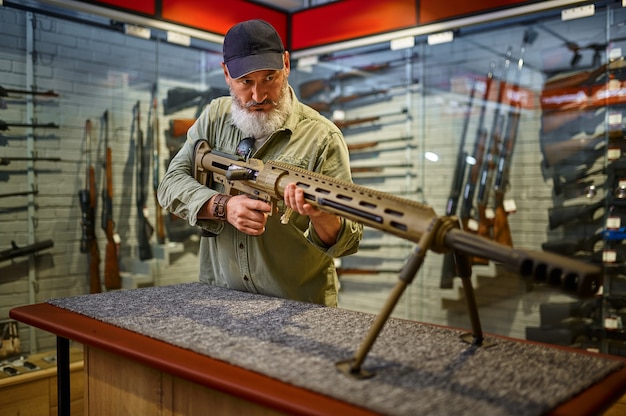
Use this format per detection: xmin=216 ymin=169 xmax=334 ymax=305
xmin=135 ymin=101 xmax=154 ymax=260
xmin=474 ymin=49 xmax=513 ymax=264
xmin=100 ymin=110 xmax=121 ymax=290
xmin=78 ymin=119 xmax=101 ymax=294
xmin=440 ymin=82 xmax=476 ymax=288
xmin=493 ymin=39 xmax=530 ymax=248
xmin=459 ymin=63 xmax=495 ymax=237
xmin=192 ymin=139 xmax=601 ymax=298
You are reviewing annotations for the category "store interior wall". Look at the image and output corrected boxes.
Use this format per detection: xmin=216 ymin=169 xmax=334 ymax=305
xmin=1 ymin=1 xmax=624 ymax=357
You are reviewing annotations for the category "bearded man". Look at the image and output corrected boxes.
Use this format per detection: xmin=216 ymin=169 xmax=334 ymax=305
xmin=157 ymin=19 xmax=362 ymax=306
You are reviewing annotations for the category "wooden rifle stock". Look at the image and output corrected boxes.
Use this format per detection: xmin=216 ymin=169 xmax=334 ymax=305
xmin=78 ymin=119 xmax=101 ymax=293
xmin=169 ymin=118 xmax=195 ymax=138
xmin=101 ymin=110 xmax=121 ymax=290
xmin=152 ymin=94 xmax=166 ymax=245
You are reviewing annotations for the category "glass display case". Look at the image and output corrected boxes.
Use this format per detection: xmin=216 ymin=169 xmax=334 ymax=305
xmin=2 ymin=0 xmax=626 ymax=357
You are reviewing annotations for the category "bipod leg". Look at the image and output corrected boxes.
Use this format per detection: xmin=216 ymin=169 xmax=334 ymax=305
xmin=455 ymin=250 xmax=496 ymax=348
xmin=336 ymin=244 xmax=427 ymax=379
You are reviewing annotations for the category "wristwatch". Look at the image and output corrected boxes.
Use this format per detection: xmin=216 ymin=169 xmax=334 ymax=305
xmin=212 ymin=194 xmax=231 ymax=221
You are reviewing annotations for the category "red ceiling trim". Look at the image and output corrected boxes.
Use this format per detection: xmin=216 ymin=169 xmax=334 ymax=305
xmin=161 ymin=0 xmax=287 ymax=43
xmin=419 ymin=0 xmax=535 ymax=25
xmin=84 ymin=0 xmax=156 ymax=15
xmin=290 ymin=0 xmax=418 ymax=51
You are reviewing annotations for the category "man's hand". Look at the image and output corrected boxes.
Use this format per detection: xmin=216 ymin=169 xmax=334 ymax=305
xmin=225 ymin=194 xmax=271 ymax=235
xmin=283 ymin=183 xmax=341 ymax=246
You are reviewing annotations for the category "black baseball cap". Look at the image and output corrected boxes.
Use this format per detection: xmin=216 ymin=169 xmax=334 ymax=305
xmin=223 ymin=20 xmax=285 ymax=79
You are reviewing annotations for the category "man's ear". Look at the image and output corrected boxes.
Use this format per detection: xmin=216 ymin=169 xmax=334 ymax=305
xmin=221 ymin=62 xmax=231 ymax=82
xmin=283 ymin=51 xmax=291 ymax=76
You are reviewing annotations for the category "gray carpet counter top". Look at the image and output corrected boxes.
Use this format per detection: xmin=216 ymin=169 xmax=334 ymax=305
xmin=37 ymin=282 xmax=625 ymax=415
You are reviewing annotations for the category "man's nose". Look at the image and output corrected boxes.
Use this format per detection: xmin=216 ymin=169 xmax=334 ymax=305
xmin=251 ymin=84 xmax=267 ymax=104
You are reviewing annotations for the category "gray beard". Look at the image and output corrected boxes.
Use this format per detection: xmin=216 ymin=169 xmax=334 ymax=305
xmin=230 ymin=81 xmax=292 ymax=140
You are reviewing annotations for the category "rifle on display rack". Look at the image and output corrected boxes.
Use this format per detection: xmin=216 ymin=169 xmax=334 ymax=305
xmin=440 ymin=81 xmax=477 ymax=288
xmin=0 ymin=120 xmax=59 ymax=131
xmin=0 ymin=86 xmax=58 ymax=98
xmin=307 ymin=89 xmax=389 ymax=113
xmin=493 ymin=38 xmax=531 ymax=248
xmin=0 ymin=239 xmax=54 ymax=263
xmin=78 ymin=119 xmax=101 ymax=294
xmin=333 ymin=108 xmax=408 ymax=130
xmin=135 ymin=101 xmax=154 ymax=260
xmin=150 ymin=87 xmax=166 ymax=245
xmin=0 ymin=190 xmax=38 ymax=198
xmin=474 ymin=49 xmax=513 ymax=264
xmin=0 ymin=156 xmax=61 ymax=165
xmin=100 ymin=110 xmax=121 ymax=290
xmin=459 ymin=63 xmax=495 ymax=240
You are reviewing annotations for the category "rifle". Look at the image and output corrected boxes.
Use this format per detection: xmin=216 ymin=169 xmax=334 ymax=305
xmin=78 ymin=119 xmax=101 ymax=294
xmin=459 ymin=63 xmax=495 ymax=236
xmin=193 ymin=139 xmax=601 ymax=298
xmin=0 ymin=190 xmax=38 ymax=198
xmin=474 ymin=49 xmax=513 ymax=264
xmin=493 ymin=40 xmax=529 ymax=248
xmin=100 ymin=110 xmax=121 ymax=290
xmin=346 ymin=136 xmax=413 ymax=153
xmin=0 ymin=121 xmax=59 ymax=131
xmin=0 ymin=156 xmax=60 ymax=165
xmin=300 ymin=63 xmax=394 ymax=100
xmin=542 ymin=232 xmax=604 ymax=256
xmin=333 ymin=108 xmax=408 ymax=130
xmin=440 ymin=81 xmax=477 ymax=288
xmin=542 ymin=132 xmax=606 ymax=169
xmin=135 ymin=101 xmax=154 ymax=260
xmin=307 ymin=89 xmax=388 ymax=113
xmin=0 ymin=86 xmax=58 ymax=97
xmin=151 ymin=88 xmax=166 ymax=245
xmin=548 ymin=199 xmax=605 ymax=230
xmin=0 ymin=239 xmax=53 ymax=262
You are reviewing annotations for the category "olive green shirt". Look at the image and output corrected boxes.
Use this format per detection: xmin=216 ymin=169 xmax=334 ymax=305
xmin=157 ymin=87 xmax=363 ymax=306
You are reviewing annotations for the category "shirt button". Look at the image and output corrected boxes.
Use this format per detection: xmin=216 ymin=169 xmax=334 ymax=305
xmin=239 ymin=243 xmax=244 ymax=249
xmin=243 ymin=275 xmax=249 ymax=281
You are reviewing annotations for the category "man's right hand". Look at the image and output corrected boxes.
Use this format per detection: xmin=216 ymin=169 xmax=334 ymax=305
xmin=223 ymin=194 xmax=271 ymax=235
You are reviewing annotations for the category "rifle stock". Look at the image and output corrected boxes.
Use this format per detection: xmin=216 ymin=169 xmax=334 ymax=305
xmin=78 ymin=119 xmax=101 ymax=293
xmin=151 ymin=89 xmax=166 ymax=245
xmin=170 ymin=118 xmax=195 ymax=138
xmin=101 ymin=110 xmax=121 ymax=290
xmin=192 ymin=140 xmax=602 ymax=298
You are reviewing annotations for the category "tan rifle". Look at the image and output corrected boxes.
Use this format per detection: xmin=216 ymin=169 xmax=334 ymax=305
xmin=192 ymin=139 xmax=601 ymax=299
